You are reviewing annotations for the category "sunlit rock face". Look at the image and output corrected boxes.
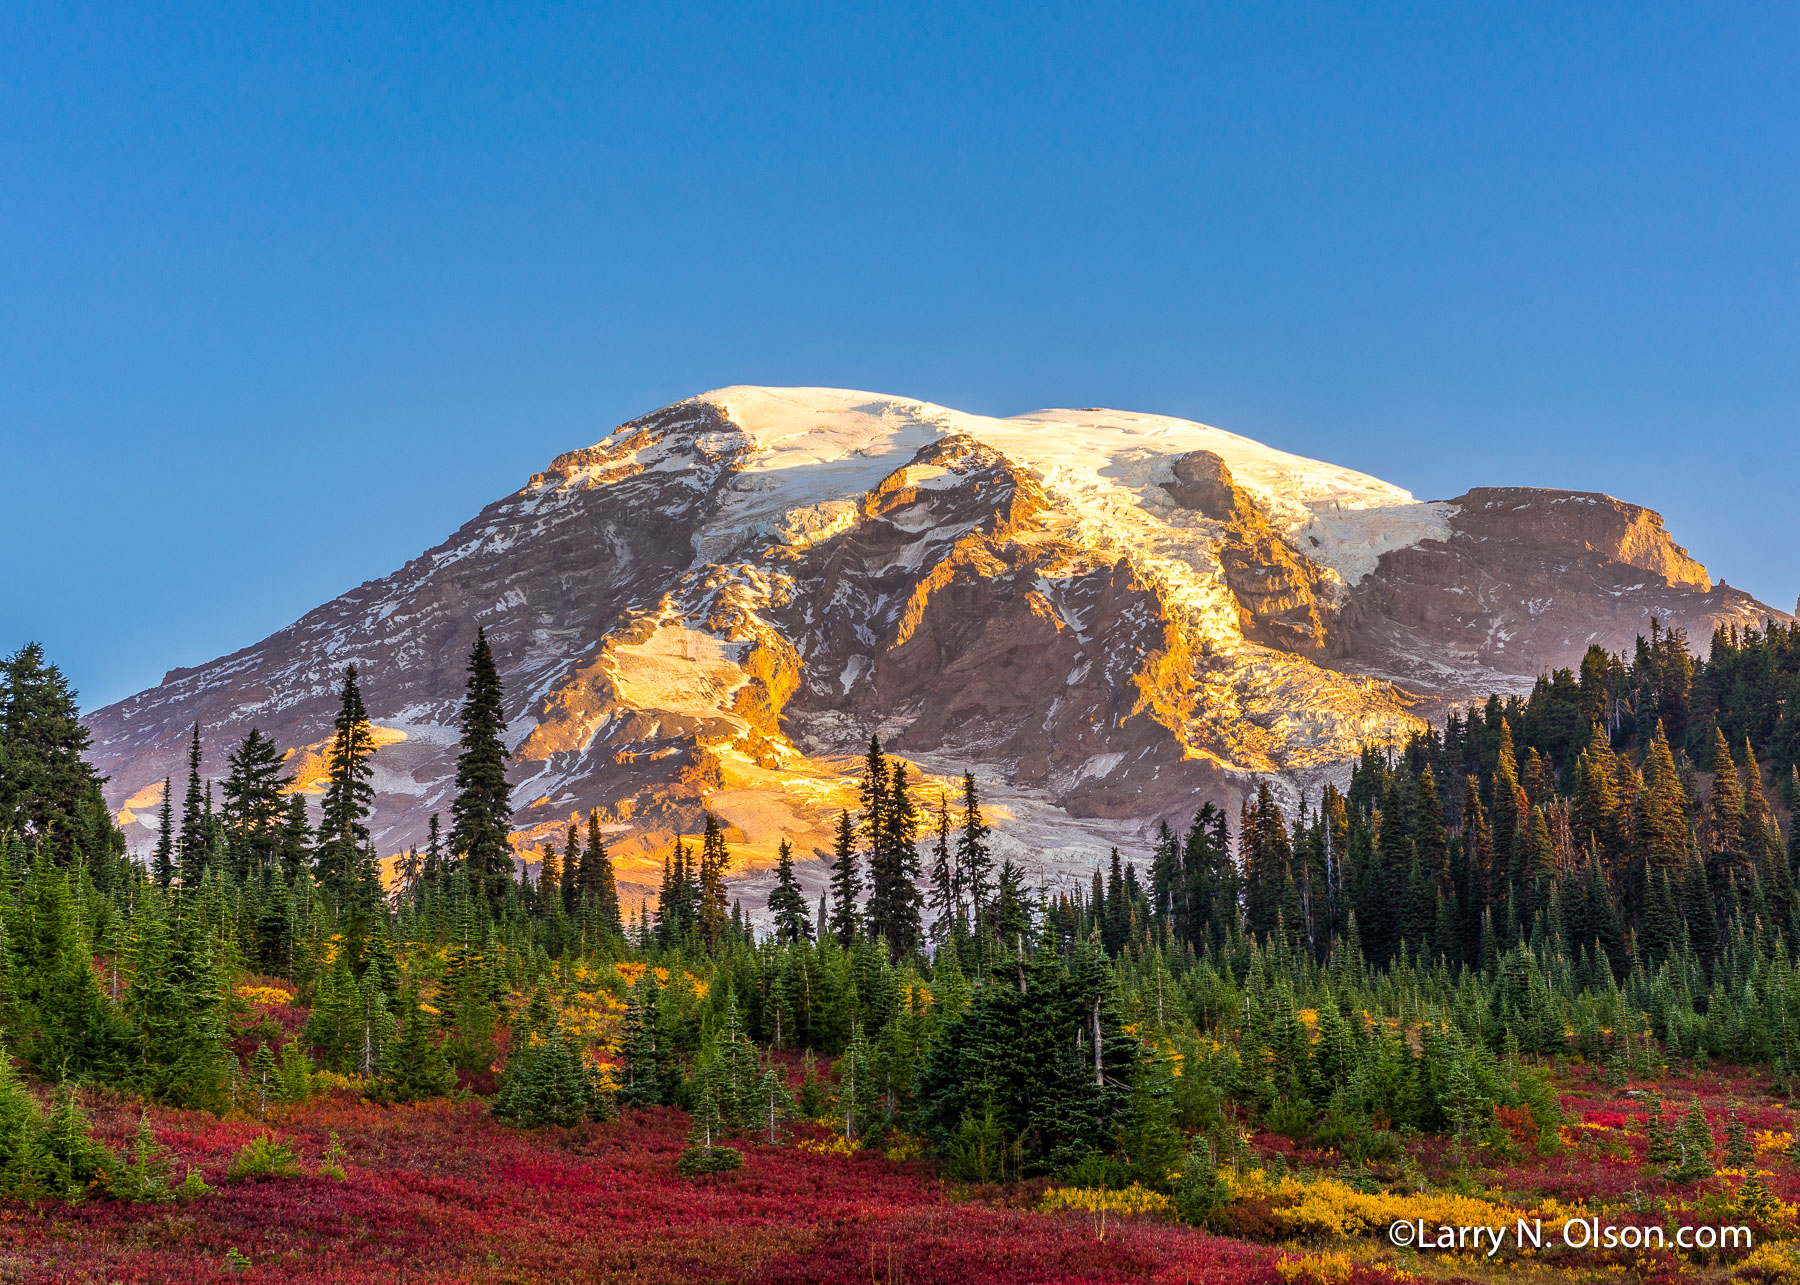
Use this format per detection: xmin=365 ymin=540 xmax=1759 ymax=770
xmin=85 ymin=388 xmax=1785 ymax=912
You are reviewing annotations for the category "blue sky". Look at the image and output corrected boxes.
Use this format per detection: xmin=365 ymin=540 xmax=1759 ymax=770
xmin=3 ymin=2 xmax=1795 ymax=710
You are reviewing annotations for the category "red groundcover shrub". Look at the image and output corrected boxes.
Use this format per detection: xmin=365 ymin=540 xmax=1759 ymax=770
xmin=15 ymin=1093 xmax=1282 ymax=1285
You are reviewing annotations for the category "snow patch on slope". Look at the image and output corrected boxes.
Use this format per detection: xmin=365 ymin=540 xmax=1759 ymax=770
xmin=608 ymin=623 xmax=751 ymax=723
xmin=698 ymin=386 xmax=1450 ymax=596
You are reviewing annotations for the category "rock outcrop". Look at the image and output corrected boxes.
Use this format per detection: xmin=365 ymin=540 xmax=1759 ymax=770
xmin=1163 ymin=450 xmax=1331 ymax=653
xmin=1338 ymin=487 xmax=1761 ymax=692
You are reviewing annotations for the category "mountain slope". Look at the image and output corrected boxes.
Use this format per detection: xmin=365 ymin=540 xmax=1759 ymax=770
xmin=85 ymin=387 xmax=1784 ymax=908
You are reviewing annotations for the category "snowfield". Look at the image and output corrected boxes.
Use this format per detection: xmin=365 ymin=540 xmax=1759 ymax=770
xmin=700 ymin=386 xmax=1454 ymax=597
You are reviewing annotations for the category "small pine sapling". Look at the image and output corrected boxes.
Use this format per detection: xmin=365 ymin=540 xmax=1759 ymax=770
xmin=318 ymin=1130 xmax=349 ymax=1180
xmin=42 ymin=1083 xmax=115 ymax=1202
xmin=757 ymin=1063 xmax=795 ymax=1145
xmin=114 ymin=1112 xmax=175 ymax=1202
xmin=677 ymin=1078 xmax=743 ymax=1177
xmin=1642 ymin=1098 xmax=1677 ymax=1164
xmin=274 ymin=1039 xmax=316 ymax=1106
xmin=249 ymin=1042 xmax=277 ymax=1119
xmin=796 ymin=1051 xmax=826 ymax=1119
xmin=1669 ymin=1104 xmax=1716 ymax=1184
xmin=1723 ymin=1104 xmax=1755 ymax=1170
xmin=227 ymin=1132 xmax=302 ymax=1182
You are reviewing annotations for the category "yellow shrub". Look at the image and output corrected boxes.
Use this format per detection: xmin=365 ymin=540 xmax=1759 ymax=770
xmin=798 ymin=1134 xmax=862 ymax=1157
xmin=1041 ymin=1184 xmax=1172 ymax=1217
xmin=309 ymin=1070 xmax=370 ymax=1095
xmin=1278 ymin=1252 xmax=1355 ymax=1284
xmin=1040 ymin=1184 xmax=1172 ymax=1240
xmin=1223 ymin=1169 xmax=1523 ymax=1240
xmin=883 ymin=1132 xmax=927 ymax=1161
xmin=1276 ymin=1251 xmax=1411 ymax=1284
xmin=1736 ymin=1239 xmax=1800 ymax=1285
xmin=236 ymin=985 xmax=296 ymax=1006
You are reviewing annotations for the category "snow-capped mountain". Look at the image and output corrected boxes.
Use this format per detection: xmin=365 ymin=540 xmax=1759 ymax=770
xmin=85 ymin=387 xmax=1784 ymax=908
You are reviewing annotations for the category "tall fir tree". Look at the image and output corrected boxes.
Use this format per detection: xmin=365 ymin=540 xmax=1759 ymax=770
xmin=616 ymin=968 xmax=670 ymax=1107
xmin=316 ymin=666 xmax=378 ymax=903
xmin=278 ymin=794 xmax=313 ymax=884
xmin=578 ymin=810 xmax=622 ymax=936
xmin=928 ymin=793 xmax=957 ymax=940
xmin=178 ymin=723 xmax=208 ymax=888
xmin=537 ymin=839 xmax=561 ymax=913
xmin=220 ymin=726 xmax=291 ymax=880
xmin=0 ymin=643 xmax=122 ymax=870
xmin=423 ymin=812 xmax=444 ymax=884
xmin=697 ymin=813 xmax=732 ymax=950
xmin=956 ymin=770 xmax=993 ymax=926
xmin=1704 ymin=726 xmax=1747 ymax=898
xmin=448 ymin=630 xmax=514 ymax=908
xmin=768 ymin=838 xmax=812 ymax=943
xmin=151 ymin=778 xmax=176 ymax=889
xmin=376 ymin=996 xmax=456 ymax=1104
xmin=868 ymin=760 xmax=923 ymax=960
xmin=828 ymin=808 xmax=861 ymax=946
xmin=559 ymin=821 xmax=581 ymax=911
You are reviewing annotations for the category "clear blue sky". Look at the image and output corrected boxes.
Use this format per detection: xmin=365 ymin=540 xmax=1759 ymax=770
xmin=4 ymin=2 xmax=1795 ymax=711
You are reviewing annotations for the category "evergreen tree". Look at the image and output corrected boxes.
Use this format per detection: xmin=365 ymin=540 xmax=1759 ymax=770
xmin=423 ymin=812 xmax=445 ymax=885
xmin=956 ymin=771 xmax=993 ymax=926
xmin=992 ymin=858 xmax=1031 ymax=956
xmin=0 ymin=643 xmax=121 ymax=869
xmin=220 ymin=727 xmax=291 ymax=879
xmin=1705 ymin=727 xmax=1748 ymax=899
xmin=767 ymin=838 xmax=812 ymax=943
xmin=579 ymin=810 xmax=622 ymax=937
xmin=120 ymin=882 xmax=229 ymax=1109
xmin=538 ymin=839 xmax=561 ymax=912
xmin=1637 ymin=723 xmax=1694 ymax=881
xmin=113 ymin=1110 xmax=177 ymax=1203
xmin=1117 ymin=1041 xmax=1183 ymax=1188
xmin=248 ymin=1042 xmax=277 ymax=1118
xmin=178 ymin=723 xmax=208 ymax=888
xmin=837 ymin=1018 xmax=875 ymax=1140
xmin=1242 ymin=781 xmax=1293 ymax=942
xmin=316 ymin=666 xmax=378 ymax=902
xmin=655 ymin=841 xmax=698 ymax=948
xmin=14 ymin=860 xmax=128 ymax=1080
xmin=448 ymin=630 xmax=514 ymax=908
xmin=151 ymin=778 xmax=176 ymax=888
xmin=756 ymin=1059 xmax=797 ymax=1144
xmin=1724 ymin=1104 xmax=1755 ymax=1169
xmin=696 ymin=813 xmax=731 ymax=950
xmin=1671 ymin=1102 xmax=1716 ymax=1183
xmin=867 ymin=760 xmax=923 ymax=960
xmin=1642 ymin=1098 xmax=1677 ymax=1163
xmin=277 ymin=794 xmax=312 ymax=884
xmin=493 ymin=1027 xmax=607 ymax=1128
xmin=616 ymin=968 xmax=669 ymax=1108
xmin=41 ymin=1082 xmax=116 ymax=1201
xmin=828 ymin=809 xmax=861 ymax=946
xmin=376 ymin=997 xmax=457 ymax=1103
xmin=928 ymin=793 xmax=957 ymax=940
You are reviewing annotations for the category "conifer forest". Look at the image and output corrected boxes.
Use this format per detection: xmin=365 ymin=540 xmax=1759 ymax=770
xmin=9 ymin=619 xmax=1800 ymax=1282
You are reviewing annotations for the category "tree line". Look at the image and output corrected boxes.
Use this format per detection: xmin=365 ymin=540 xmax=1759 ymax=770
xmin=1 ymin=613 xmax=1798 ymax=1205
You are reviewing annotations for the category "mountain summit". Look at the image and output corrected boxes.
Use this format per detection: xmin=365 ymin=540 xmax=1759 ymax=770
xmin=85 ymin=387 xmax=1782 ymax=905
